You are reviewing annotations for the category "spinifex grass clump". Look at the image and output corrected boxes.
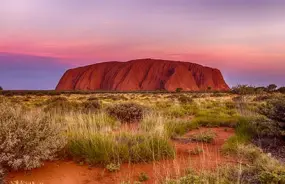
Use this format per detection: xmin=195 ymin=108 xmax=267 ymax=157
xmin=192 ymin=101 xmax=239 ymax=127
xmin=190 ymin=130 xmax=216 ymax=143
xmin=163 ymin=103 xmax=199 ymax=118
xmin=0 ymin=101 xmax=66 ymax=171
xmin=67 ymin=132 xmax=175 ymax=164
xmin=106 ymin=102 xmax=146 ymax=123
xmin=177 ymin=95 xmax=193 ymax=104
xmin=164 ymin=119 xmax=199 ymax=138
xmin=44 ymin=96 xmax=101 ymax=114
xmin=65 ymin=111 xmax=175 ymax=164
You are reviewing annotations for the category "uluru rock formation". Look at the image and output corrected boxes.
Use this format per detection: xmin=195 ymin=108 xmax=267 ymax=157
xmin=56 ymin=59 xmax=229 ymax=91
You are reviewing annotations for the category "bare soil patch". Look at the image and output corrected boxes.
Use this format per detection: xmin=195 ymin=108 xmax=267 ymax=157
xmin=7 ymin=127 xmax=235 ymax=184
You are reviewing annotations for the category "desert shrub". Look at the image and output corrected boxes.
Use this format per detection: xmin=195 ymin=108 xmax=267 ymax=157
xmin=43 ymin=97 xmax=76 ymax=113
xmin=106 ymin=103 xmax=146 ymax=123
xmin=0 ymin=86 xmax=3 ymax=91
xmin=260 ymin=97 xmax=285 ymax=123
xmin=138 ymin=172 xmax=149 ymax=182
xmin=0 ymin=102 xmax=66 ymax=171
xmin=87 ymin=97 xmax=99 ymax=101
xmin=106 ymin=163 xmax=120 ymax=172
xmin=267 ymin=84 xmax=278 ymax=92
xmin=176 ymin=88 xmax=183 ymax=93
xmin=253 ymin=95 xmax=271 ymax=102
xmin=81 ymin=100 xmax=101 ymax=113
xmin=278 ymin=87 xmax=285 ymax=93
xmin=232 ymin=85 xmax=256 ymax=95
xmin=223 ymin=116 xmax=281 ymax=153
xmin=177 ymin=95 xmax=193 ymax=104
xmin=250 ymin=117 xmax=281 ymax=138
xmin=224 ymin=101 xmax=236 ymax=109
xmin=190 ymin=130 xmax=216 ymax=143
xmin=210 ymin=92 xmax=226 ymax=97
xmin=155 ymin=101 xmax=172 ymax=109
xmin=44 ymin=97 xmax=101 ymax=113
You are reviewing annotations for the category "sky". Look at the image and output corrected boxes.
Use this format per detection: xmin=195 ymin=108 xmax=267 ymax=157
xmin=1 ymin=0 xmax=285 ymax=89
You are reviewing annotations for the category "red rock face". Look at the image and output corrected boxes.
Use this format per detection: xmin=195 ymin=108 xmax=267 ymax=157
xmin=56 ymin=59 xmax=230 ymax=91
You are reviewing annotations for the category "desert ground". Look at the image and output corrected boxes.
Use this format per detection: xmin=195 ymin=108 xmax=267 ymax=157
xmin=0 ymin=90 xmax=285 ymax=184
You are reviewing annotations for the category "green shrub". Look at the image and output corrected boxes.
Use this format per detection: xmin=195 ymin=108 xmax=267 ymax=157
xmin=0 ymin=102 xmax=66 ymax=171
xmin=192 ymin=115 xmax=238 ymax=128
xmin=260 ymin=97 xmax=285 ymax=122
xmin=44 ymin=97 xmax=101 ymax=114
xmin=138 ymin=172 xmax=149 ymax=182
xmin=176 ymin=88 xmax=183 ymax=93
xmin=177 ymin=95 xmax=193 ymax=104
xmin=232 ymin=85 xmax=256 ymax=95
xmin=106 ymin=103 xmax=145 ymax=123
xmin=250 ymin=117 xmax=281 ymax=137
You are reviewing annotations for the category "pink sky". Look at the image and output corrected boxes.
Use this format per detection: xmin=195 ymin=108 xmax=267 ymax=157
xmin=1 ymin=0 xmax=285 ymax=89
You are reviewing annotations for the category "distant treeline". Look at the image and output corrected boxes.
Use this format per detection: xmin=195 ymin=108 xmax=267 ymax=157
xmin=0 ymin=84 xmax=284 ymax=96
xmin=231 ymin=84 xmax=285 ymax=95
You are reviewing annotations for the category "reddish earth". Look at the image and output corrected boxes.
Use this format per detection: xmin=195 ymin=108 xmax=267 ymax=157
xmin=6 ymin=127 xmax=235 ymax=184
xmin=56 ymin=59 xmax=230 ymax=91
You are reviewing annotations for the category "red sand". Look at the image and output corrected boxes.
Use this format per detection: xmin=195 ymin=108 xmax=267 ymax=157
xmin=7 ymin=127 xmax=235 ymax=184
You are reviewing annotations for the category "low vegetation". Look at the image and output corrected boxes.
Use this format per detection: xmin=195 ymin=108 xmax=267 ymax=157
xmin=106 ymin=103 xmax=146 ymax=123
xmin=0 ymin=90 xmax=285 ymax=183
xmin=0 ymin=101 xmax=66 ymax=171
xmin=190 ymin=130 xmax=216 ymax=143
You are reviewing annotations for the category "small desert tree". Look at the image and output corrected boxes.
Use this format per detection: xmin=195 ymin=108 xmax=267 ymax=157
xmin=176 ymin=88 xmax=183 ymax=93
xmin=0 ymin=86 xmax=2 ymax=91
xmin=232 ymin=85 xmax=255 ymax=95
xmin=278 ymin=87 xmax=285 ymax=93
xmin=267 ymin=84 xmax=277 ymax=92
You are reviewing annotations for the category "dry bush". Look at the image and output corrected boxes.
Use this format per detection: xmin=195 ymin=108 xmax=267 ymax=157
xmin=177 ymin=95 xmax=193 ymax=104
xmin=44 ymin=97 xmax=101 ymax=113
xmin=106 ymin=103 xmax=146 ymax=123
xmin=81 ymin=100 xmax=101 ymax=113
xmin=0 ymin=102 xmax=66 ymax=171
xmin=260 ymin=97 xmax=285 ymax=123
